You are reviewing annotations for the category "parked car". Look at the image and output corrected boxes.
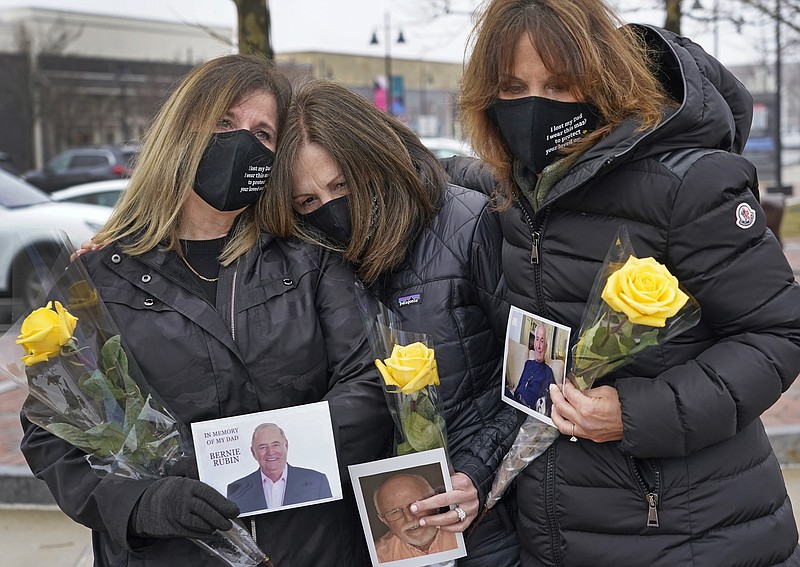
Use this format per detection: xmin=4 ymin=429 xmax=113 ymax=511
xmin=23 ymin=144 xmax=139 ymax=193
xmin=51 ymin=179 xmax=128 ymax=208
xmin=420 ymin=137 xmax=474 ymax=158
xmin=0 ymin=168 xmax=110 ymax=316
xmin=0 ymin=151 xmax=20 ymax=175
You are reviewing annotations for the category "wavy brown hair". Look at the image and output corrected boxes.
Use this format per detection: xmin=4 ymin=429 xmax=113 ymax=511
xmin=260 ymin=78 xmax=445 ymax=285
xmin=461 ymin=0 xmax=672 ymax=197
xmin=94 ymin=54 xmax=291 ymax=264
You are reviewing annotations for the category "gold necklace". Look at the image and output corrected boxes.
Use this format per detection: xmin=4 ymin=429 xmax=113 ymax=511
xmin=180 ymin=254 xmax=219 ymax=282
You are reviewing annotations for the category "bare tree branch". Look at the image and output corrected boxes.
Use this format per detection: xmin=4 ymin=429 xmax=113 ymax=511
xmin=188 ymin=21 xmax=235 ymax=48
xmin=736 ymin=0 xmax=800 ymax=34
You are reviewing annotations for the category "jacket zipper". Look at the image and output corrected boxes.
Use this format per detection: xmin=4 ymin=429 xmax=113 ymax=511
xmin=516 ymin=196 xmax=551 ymax=318
xmin=629 ymin=457 xmax=661 ymax=528
xmin=227 ymin=259 xmax=252 ymax=542
xmin=545 ymin=443 xmax=563 ymax=565
xmin=229 ymin=260 xmax=238 ymax=341
xmin=517 ymin=196 xmax=539 ymax=265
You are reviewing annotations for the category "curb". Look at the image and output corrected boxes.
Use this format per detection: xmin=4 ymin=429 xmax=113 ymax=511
xmin=0 ymin=464 xmax=56 ymax=506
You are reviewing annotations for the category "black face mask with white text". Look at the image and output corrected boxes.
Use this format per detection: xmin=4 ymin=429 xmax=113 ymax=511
xmin=193 ymin=130 xmax=275 ymax=211
xmin=488 ymin=96 xmax=598 ymax=174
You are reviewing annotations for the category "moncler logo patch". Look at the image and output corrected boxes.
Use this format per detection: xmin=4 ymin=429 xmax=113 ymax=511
xmin=397 ymin=293 xmax=421 ymax=307
xmin=735 ymin=202 xmax=756 ymax=229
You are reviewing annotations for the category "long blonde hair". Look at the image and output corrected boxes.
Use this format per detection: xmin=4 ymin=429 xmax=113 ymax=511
xmin=94 ymin=54 xmax=291 ymax=264
xmin=260 ymin=79 xmax=445 ymax=284
xmin=461 ymin=0 xmax=672 ymax=196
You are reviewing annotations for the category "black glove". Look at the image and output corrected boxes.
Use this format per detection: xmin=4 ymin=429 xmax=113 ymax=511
xmin=165 ymin=455 xmax=200 ymax=480
xmin=130 ymin=476 xmax=240 ymax=539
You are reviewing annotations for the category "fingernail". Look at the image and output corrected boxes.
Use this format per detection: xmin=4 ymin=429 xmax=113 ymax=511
xmin=418 ymin=518 xmax=426 ymax=526
xmin=410 ymin=504 xmax=418 ymax=513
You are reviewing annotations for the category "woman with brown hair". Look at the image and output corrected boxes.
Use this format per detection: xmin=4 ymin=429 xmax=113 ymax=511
xmin=443 ymin=0 xmax=800 ymax=565
xmin=21 ymin=55 xmax=391 ymax=567
xmin=262 ymin=78 xmax=521 ymax=567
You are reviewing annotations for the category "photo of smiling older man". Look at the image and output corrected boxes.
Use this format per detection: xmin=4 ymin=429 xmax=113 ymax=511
xmin=373 ymin=473 xmax=458 ymax=562
xmin=226 ymin=422 xmax=332 ymax=515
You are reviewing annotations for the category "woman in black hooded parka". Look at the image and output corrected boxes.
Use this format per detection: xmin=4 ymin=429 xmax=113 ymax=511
xmin=443 ymin=0 xmax=800 ymax=565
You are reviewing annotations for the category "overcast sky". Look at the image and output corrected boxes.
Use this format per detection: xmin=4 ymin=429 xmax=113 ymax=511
xmin=0 ymin=0 xmax=782 ymax=67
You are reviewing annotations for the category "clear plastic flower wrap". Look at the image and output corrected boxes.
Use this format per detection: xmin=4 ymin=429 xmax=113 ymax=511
xmin=482 ymin=225 xmax=701 ymax=512
xmin=569 ymin=225 xmax=701 ymax=391
xmin=355 ymin=283 xmax=448 ymax=460
xmin=0 ymin=231 xmax=271 ymax=567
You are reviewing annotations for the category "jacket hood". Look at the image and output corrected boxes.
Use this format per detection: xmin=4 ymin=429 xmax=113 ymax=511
xmin=633 ymin=24 xmax=752 ymax=154
xmin=538 ymin=25 xmax=753 ymax=207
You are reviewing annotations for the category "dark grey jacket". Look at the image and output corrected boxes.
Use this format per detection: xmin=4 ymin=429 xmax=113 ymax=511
xmin=21 ymin=234 xmax=391 ymax=567
xmin=445 ymin=25 xmax=800 ymax=567
xmin=369 ymin=184 xmax=520 ymax=566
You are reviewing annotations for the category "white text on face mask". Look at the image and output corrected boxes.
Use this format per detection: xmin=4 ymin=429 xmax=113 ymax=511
xmin=545 ymin=113 xmax=588 ymax=156
xmin=239 ymin=164 xmax=270 ymax=193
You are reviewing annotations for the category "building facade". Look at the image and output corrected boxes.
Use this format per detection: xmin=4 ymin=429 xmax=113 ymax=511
xmin=0 ymin=7 xmax=464 ymax=173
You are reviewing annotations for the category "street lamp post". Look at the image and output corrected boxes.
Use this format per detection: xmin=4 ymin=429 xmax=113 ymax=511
xmin=712 ymin=0 xmax=719 ymax=58
xmin=370 ymin=11 xmax=405 ymax=116
xmin=691 ymin=0 xmax=719 ymax=57
xmin=775 ymin=0 xmax=783 ymax=192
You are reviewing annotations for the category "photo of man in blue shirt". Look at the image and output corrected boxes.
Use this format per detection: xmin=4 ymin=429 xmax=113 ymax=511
xmin=511 ymin=324 xmax=555 ymax=415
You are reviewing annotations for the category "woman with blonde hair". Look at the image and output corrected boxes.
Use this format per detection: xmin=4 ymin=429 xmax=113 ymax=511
xmin=262 ymin=78 xmax=521 ymax=566
xmin=444 ymin=0 xmax=800 ymax=565
xmin=21 ymin=54 xmax=390 ymax=567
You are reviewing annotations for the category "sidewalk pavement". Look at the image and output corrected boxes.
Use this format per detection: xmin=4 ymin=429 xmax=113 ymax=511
xmin=1 ymin=237 xmax=800 ymax=566
xmin=0 ymin=377 xmax=93 ymax=566
xmin=764 ymin=237 xmax=800 ymax=457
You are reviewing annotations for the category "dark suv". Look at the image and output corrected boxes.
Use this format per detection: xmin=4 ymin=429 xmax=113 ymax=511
xmin=23 ymin=144 xmax=138 ymax=193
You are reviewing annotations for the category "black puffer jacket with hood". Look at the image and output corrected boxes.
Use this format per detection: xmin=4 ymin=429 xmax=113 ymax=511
xmin=21 ymin=234 xmax=392 ymax=567
xmin=444 ymin=25 xmax=800 ymax=566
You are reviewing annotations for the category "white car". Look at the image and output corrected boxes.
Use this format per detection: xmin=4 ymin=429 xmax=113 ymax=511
xmin=50 ymin=179 xmax=128 ymax=209
xmin=420 ymin=137 xmax=475 ymax=159
xmin=0 ymin=168 xmax=111 ymax=313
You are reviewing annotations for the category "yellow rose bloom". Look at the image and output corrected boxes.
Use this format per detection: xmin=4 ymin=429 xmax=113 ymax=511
xmin=375 ymin=342 xmax=440 ymax=394
xmin=67 ymin=280 xmax=100 ymax=311
xmin=601 ymin=256 xmax=689 ymax=327
xmin=16 ymin=301 xmax=79 ymax=366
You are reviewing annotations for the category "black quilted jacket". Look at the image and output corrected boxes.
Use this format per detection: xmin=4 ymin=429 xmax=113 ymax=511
xmin=368 ymin=184 xmax=521 ymax=566
xmin=444 ymin=25 xmax=800 ymax=567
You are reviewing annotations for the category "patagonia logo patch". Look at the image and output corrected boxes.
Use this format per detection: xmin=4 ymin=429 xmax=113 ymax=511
xmin=397 ymin=293 xmax=421 ymax=307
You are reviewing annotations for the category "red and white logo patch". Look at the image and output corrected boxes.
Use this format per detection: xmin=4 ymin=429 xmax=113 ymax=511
xmin=735 ymin=202 xmax=756 ymax=229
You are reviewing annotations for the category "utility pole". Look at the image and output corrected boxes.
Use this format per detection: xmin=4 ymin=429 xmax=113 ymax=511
xmin=775 ymin=0 xmax=783 ymax=192
xmin=370 ymin=11 xmax=405 ymax=117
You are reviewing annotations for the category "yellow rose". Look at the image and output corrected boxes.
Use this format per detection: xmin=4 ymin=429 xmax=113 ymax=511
xmin=16 ymin=301 xmax=79 ymax=366
xmin=601 ymin=256 xmax=689 ymax=327
xmin=67 ymin=280 xmax=100 ymax=311
xmin=375 ymin=342 xmax=440 ymax=394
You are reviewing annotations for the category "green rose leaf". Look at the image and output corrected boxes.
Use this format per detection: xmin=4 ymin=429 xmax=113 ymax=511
xmin=101 ymin=335 xmax=132 ymax=394
xmin=397 ymin=441 xmax=415 ymax=455
xmin=402 ymin=411 xmax=445 ymax=452
xmin=79 ymin=369 xmax=123 ymax=402
xmin=413 ymin=391 xmax=438 ymax=420
xmin=46 ymin=422 xmax=94 ymax=451
xmin=573 ymin=321 xmax=602 ymax=369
